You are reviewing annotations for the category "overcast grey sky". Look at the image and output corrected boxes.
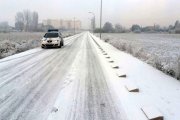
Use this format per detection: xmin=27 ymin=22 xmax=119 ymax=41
xmin=0 ymin=0 xmax=180 ymax=28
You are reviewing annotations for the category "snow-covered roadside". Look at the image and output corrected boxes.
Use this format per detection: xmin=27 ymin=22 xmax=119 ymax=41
xmin=0 ymin=32 xmax=43 ymax=58
xmin=97 ymin=33 xmax=180 ymax=80
xmin=91 ymin=34 xmax=180 ymax=120
xmin=0 ymin=32 xmax=74 ymax=59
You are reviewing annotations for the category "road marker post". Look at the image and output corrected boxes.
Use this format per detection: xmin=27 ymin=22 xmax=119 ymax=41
xmin=102 ymin=51 xmax=105 ymax=53
xmin=116 ymin=71 xmax=126 ymax=77
xmin=141 ymin=107 xmax=163 ymax=120
xmin=108 ymin=59 xmax=114 ymax=63
xmin=106 ymin=56 xmax=110 ymax=59
xmin=125 ymin=84 xmax=139 ymax=92
xmin=111 ymin=64 xmax=119 ymax=69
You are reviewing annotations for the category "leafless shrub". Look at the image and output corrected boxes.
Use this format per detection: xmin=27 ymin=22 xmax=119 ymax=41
xmin=104 ymin=38 xmax=110 ymax=42
xmin=127 ymin=44 xmax=133 ymax=54
xmin=100 ymin=33 xmax=180 ymax=80
xmin=154 ymin=58 xmax=164 ymax=71
xmin=0 ymin=53 xmax=2 ymax=59
xmin=176 ymin=56 xmax=180 ymax=80
xmin=0 ymin=32 xmax=72 ymax=59
xmin=167 ymin=69 xmax=176 ymax=77
xmin=134 ymin=48 xmax=144 ymax=58
xmin=121 ymin=43 xmax=126 ymax=51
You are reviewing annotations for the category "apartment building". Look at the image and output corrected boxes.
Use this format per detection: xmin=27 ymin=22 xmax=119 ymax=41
xmin=43 ymin=19 xmax=81 ymax=30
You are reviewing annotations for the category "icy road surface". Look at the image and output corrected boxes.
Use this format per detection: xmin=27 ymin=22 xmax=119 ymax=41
xmin=0 ymin=32 xmax=126 ymax=120
xmin=0 ymin=32 xmax=180 ymax=120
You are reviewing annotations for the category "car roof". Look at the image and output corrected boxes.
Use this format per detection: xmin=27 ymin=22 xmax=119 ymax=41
xmin=45 ymin=32 xmax=62 ymax=36
xmin=47 ymin=31 xmax=58 ymax=33
xmin=48 ymin=29 xmax=59 ymax=32
xmin=47 ymin=31 xmax=62 ymax=35
xmin=46 ymin=31 xmax=59 ymax=34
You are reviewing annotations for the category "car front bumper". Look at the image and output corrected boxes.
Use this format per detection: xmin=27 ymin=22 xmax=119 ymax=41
xmin=41 ymin=43 xmax=59 ymax=48
xmin=41 ymin=40 xmax=60 ymax=48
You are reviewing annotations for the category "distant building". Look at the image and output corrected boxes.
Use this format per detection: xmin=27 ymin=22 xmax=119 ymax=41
xmin=43 ymin=19 xmax=81 ymax=30
xmin=0 ymin=22 xmax=15 ymax=32
xmin=0 ymin=22 xmax=9 ymax=32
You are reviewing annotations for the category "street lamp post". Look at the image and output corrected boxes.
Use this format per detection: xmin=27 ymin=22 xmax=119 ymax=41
xmin=88 ymin=12 xmax=95 ymax=33
xmin=100 ymin=0 xmax=102 ymax=39
xmin=88 ymin=18 xmax=92 ymax=32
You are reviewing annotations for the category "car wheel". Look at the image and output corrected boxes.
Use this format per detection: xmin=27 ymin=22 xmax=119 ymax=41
xmin=61 ymin=42 xmax=64 ymax=46
xmin=58 ymin=44 xmax=61 ymax=48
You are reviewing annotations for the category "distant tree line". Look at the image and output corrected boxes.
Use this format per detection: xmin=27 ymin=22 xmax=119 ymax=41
xmin=94 ymin=20 xmax=180 ymax=34
xmin=15 ymin=10 xmax=39 ymax=32
xmin=129 ymin=20 xmax=180 ymax=33
xmin=94 ymin=22 xmax=127 ymax=33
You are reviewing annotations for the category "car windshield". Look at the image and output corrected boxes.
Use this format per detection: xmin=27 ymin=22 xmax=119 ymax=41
xmin=44 ymin=33 xmax=58 ymax=38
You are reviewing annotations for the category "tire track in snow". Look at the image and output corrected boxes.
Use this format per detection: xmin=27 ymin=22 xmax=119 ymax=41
xmin=0 ymin=34 xmax=84 ymax=120
xmin=64 ymin=33 xmax=123 ymax=120
xmin=0 ymin=34 xmax=82 ymax=92
xmin=0 ymin=34 xmax=80 ymax=78
xmin=0 ymin=32 xmax=126 ymax=120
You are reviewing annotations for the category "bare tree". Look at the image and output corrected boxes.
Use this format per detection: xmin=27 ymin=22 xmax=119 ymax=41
xmin=103 ymin=22 xmax=114 ymax=33
xmin=15 ymin=12 xmax=24 ymax=31
xmin=23 ymin=10 xmax=31 ymax=32
xmin=31 ymin=12 xmax=38 ymax=31
xmin=131 ymin=24 xmax=141 ymax=33
xmin=115 ymin=24 xmax=123 ymax=33
xmin=15 ymin=10 xmax=39 ymax=32
xmin=174 ymin=20 xmax=180 ymax=33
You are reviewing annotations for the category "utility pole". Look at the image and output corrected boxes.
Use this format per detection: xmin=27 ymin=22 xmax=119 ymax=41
xmin=93 ymin=16 xmax=95 ymax=32
xmin=74 ymin=17 xmax=75 ymax=35
xmin=100 ymin=0 xmax=102 ymax=39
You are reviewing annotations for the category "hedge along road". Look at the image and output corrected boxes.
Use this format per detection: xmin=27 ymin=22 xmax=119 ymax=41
xmin=0 ymin=32 xmax=127 ymax=120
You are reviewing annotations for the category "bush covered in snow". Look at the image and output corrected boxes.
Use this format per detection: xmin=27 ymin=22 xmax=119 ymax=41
xmin=0 ymin=32 xmax=43 ymax=58
xmin=98 ymin=33 xmax=180 ymax=80
xmin=0 ymin=32 xmax=74 ymax=58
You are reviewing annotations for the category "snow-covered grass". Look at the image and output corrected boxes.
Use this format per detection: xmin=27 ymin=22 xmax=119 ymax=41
xmin=0 ymin=32 xmax=74 ymax=58
xmin=0 ymin=32 xmax=43 ymax=58
xmin=97 ymin=33 xmax=180 ymax=79
xmin=92 ymin=34 xmax=180 ymax=120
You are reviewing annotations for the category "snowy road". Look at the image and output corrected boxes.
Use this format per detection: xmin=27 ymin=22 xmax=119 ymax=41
xmin=0 ymin=32 xmax=126 ymax=120
xmin=1 ymin=32 xmax=180 ymax=120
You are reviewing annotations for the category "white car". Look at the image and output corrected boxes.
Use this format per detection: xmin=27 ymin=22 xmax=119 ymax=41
xmin=41 ymin=31 xmax=64 ymax=48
